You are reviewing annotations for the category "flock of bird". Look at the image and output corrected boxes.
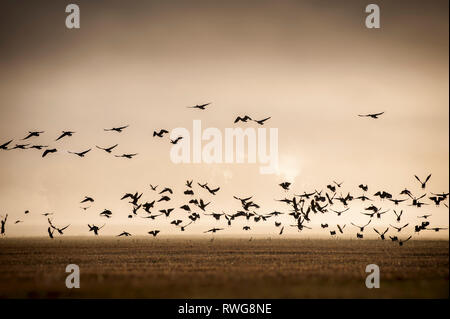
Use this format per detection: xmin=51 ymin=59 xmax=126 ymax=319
xmin=0 ymin=105 xmax=448 ymax=244
xmin=0 ymin=102 xmax=276 ymax=158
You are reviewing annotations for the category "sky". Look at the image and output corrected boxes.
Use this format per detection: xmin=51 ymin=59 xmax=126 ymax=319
xmin=0 ymin=0 xmax=448 ymax=238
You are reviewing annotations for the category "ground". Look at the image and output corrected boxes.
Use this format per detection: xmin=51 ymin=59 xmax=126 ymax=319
xmin=0 ymin=238 xmax=448 ymax=298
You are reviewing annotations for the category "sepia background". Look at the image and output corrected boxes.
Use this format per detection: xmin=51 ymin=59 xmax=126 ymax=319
xmin=0 ymin=0 xmax=448 ymax=237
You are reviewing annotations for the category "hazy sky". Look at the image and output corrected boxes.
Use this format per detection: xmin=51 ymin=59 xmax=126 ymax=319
xmin=0 ymin=0 xmax=448 ymax=238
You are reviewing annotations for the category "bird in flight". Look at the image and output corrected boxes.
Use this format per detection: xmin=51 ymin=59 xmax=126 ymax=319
xmin=170 ymin=136 xmax=183 ymax=144
xmin=29 ymin=145 xmax=48 ymax=150
xmin=234 ymin=115 xmax=252 ymax=123
xmin=0 ymin=140 xmax=12 ymax=150
xmin=96 ymin=144 xmax=118 ymax=153
xmin=358 ymin=184 xmax=368 ymax=192
xmin=10 ymin=144 xmax=29 ymax=150
xmin=427 ymin=227 xmax=448 ymax=232
xmin=187 ymin=103 xmax=211 ymax=110
xmin=159 ymin=187 xmax=173 ymax=195
xmin=374 ymin=227 xmax=389 ymax=240
xmin=390 ymin=223 xmax=409 ymax=232
xmin=414 ymin=174 xmax=431 ymax=189
xmin=22 ymin=131 xmax=44 ymax=140
xmin=115 ymin=153 xmax=138 ymax=159
xmin=393 ymin=210 xmax=403 ymax=222
xmin=279 ymin=182 xmax=291 ymax=191
xmin=331 ymin=208 xmax=350 ymax=217
xmin=47 ymin=227 xmax=55 ymax=239
xmin=104 ymin=125 xmax=129 ymax=133
xmin=68 ymin=149 xmax=91 ymax=158
xmin=88 ymin=224 xmax=105 ymax=235
xmin=1 ymin=214 xmax=7 ymax=236
xmin=159 ymin=208 xmax=174 ymax=217
xmin=153 ymin=129 xmax=169 ymax=138
xmin=389 ymin=198 xmax=407 ymax=205
xmin=398 ymin=236 xmax=412 ymax=246
xmin=204 ymin=228 xmax=224 ymax=233
xmin=148 ymin=230 xmax=160 ymax=237
xmin=117 ymin=231 xmax=132 ymax=237
xmin=56 ymin=131 xmax=75 ymax=141
xmin=358 ymin=112 xmax=384 ymax=119
xmin=51 ymin=223 xmax=70 ymax=235
xmin=205 ymin=185 xmax=220 ymax=195
xmin=253 ymin=117 xmax=271 ymax=125
xmin=351 ymin=220 xmax=371 ymax=232
xmin=81 ymin=196 xmax=94 ymax=203
xmin=42 ymin=148 xmax=57 ymax=158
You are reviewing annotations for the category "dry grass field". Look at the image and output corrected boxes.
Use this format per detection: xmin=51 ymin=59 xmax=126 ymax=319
xmin=0 ymin=237 xmax=448 ymax=298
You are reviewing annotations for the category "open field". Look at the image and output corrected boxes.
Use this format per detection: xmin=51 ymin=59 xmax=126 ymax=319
xmin=0 ymin=238 xmax=448 ymax=298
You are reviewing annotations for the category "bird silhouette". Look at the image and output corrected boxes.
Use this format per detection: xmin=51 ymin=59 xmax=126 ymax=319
xmin=104 ymin=125 xmax=129 ymax=133
xmin=171 ymin=220 xmax=183 ymax=226
xmin=179 ymin=221 xmax=193 ymax=231
xmin=427 ymin=227 xmax=448 ymax=232
xmin=117 ymin=231 xmax=131 ymax=237
xmin=253 ymin=117 xmax=271 ymax=125
xmin=389 ymin=198 xmax=407 ymax=205
xmin=29 ymin=145 xmax=48 ymax=150
xmin=331 ymin=208 xmax=350 ymax=216
xmin=81 ymin=196 xmax=94 ymax=203
xmin=22 ymin=131 xmax=44 ymax=140
xmin=42 ymin=148 xmax=57 ymax=157
xmin=148 ymin=230 xmax=160 ymax=237
xmin=351 ymin=220 xmax=371 ymax=232
xmin=68 ymin=149 xmax=91 ymax=157
xmin=398 ymin=236 xmax=412 ymax=246
xmin=393 ymin=210 xmax=403 ymax=222
xmin=47 ymin=227 xmax=54 ymax=239
xmin=51 ymin=224 xmax=70 ymax=235
xmin=88 ymin=224 xmax=105 ymax=235
xmin=153 ymin=129 xmax=169 ymax=138
xmin=204 ymin=228 xmax=224 ymax=233
xmin=390 ymin=223 xmax=409 ymax=232
xmin=115 ymin=153 xmax=138 ymax=159
xmin=10 ymin=143 xmax=29 ymax=150
xmin=159 ymin=208 xmax=174 ymax=217
xmin=96 ymin=144 xmax=118 ymax=153
xmin=55 ymin=131 xmax=75 ymax=141
xmin=429 ymin=196 xmax=445 ymax=206
xmin=234 ymin=115 xmax=252 ymax=123
xmin=358 ymin=184 xmax=368 ymax=192
xmin=205 ymin=185 xmax=220 ymax=195
xmin=159 ymin=187 xmax=173 ymax=195
xmin=1 ymin=214 xmax=7 ymax=236
xmin=414 ymin=174 xmax=432 ymax=189
xmin=170 ymin=136 xmax=183 ymax=144
xmin=374 ymin=227 xmax=389 ymax=240
xmin=100 ymin=209 xmax=113 ymax=218
xmin=0 ymin=140 xmax=12 ymax=150
xmin=358 ymin=112 xmax=384 ymax=119
xmin=187 ymin=103 xmax=211 ymax=110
